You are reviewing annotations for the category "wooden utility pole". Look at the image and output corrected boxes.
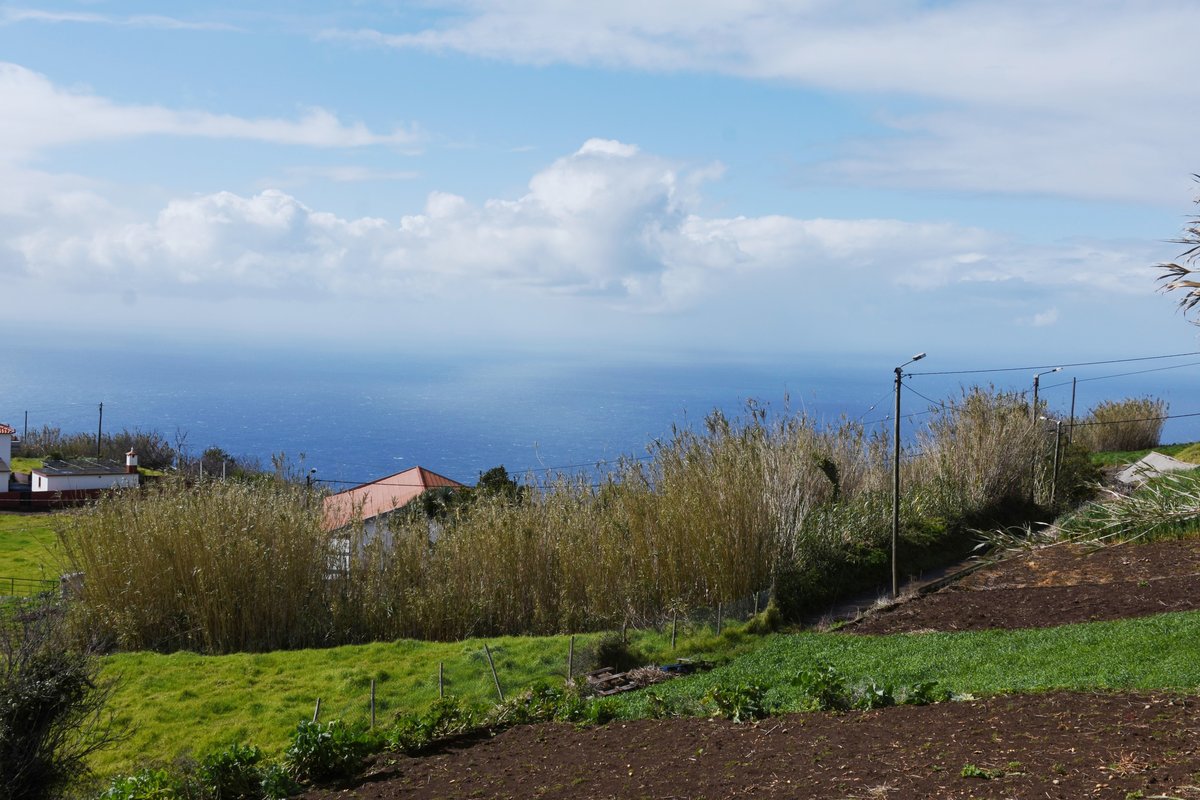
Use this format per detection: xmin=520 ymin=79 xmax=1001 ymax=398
xmin=96 ymin=402 xmax=103 ymax=458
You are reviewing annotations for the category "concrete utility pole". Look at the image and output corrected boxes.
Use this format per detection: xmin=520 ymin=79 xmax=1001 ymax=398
xmin=892 ymin=351 xmax=926 ymax=599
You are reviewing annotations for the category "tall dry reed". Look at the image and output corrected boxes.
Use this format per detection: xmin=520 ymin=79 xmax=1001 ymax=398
xmin=1073 ymin=397 xmax=1166 ymax=453
xmin=61 ymin=385 xmax=1076 ymax=652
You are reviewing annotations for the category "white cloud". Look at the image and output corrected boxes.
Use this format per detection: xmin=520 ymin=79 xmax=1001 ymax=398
xmin=323 ymin=1 xmax=1200 ymax=203
xmin=0 ymin=8 xmax=240 ymax=31
xmin=0 ymin=63 xmax=420 ymax=162
xmin=5 ymin=139 xmax=1161 ymax=318
xmin=1030 ymin=308 xmax=1059 ymax=327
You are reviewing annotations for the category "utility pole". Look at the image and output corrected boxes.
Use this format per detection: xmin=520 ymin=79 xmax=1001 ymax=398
xmin=892 ymin=352 xmax=926 ymax=599
xmin=1068 ymin=377 xmax=1078 ymax=445
xmin=1051 ymin=418 xmax=1063 ymax=506
xmin=96 ymin=402 xmax=104 ymax=459
xmin=23 ymin=411 xmax=27 ymax=451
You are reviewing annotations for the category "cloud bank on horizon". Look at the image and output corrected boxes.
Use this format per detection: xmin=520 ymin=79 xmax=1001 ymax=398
xmin=1 ymin=2 xmax=1196 ymax=358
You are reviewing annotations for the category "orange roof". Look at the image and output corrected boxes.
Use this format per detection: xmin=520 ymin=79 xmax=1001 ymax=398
xmin=323 ymin=466 xmax=465 ymax=530
xmin=0 ymin=424 xmax=14 ymax=435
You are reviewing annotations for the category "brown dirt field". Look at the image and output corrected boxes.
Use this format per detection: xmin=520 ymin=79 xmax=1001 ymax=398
xmin=301 ymin=536 xmax=1200 ymax=800
xmin=304 ymin=692 xmax=1200 ymax=800
xmin=851 ymin=537 xmax=1200 ymax=635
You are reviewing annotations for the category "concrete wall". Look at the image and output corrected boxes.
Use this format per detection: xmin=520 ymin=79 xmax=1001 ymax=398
xmin=32 ymin=472 xmax=138 ymax=492
xmin=0 ymin=433 xmax=10 ymax=467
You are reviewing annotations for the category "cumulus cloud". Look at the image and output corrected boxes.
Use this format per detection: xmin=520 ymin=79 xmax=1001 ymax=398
xmin=323 ymin=1 xmax=1200 ymax=204
xmin=0 ymin=63 xmax=420 ymax=162
xmin=5 ymin=139 xmax=1158 ymax=317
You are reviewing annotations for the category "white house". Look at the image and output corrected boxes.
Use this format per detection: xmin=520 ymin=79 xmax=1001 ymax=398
xmin=31 ymin=450 xmax=140 ymax=492
xmin=0 ymin=423 xmax=13 ymax=490
xmin=323 ymin=465 xmax=465 ymax=546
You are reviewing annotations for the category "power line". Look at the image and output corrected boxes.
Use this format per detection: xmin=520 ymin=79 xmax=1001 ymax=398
xmin=909 ymin=350 xmax=1200 ymax=377
xmin=1043 ymin=359 xmax=1200 ymax=390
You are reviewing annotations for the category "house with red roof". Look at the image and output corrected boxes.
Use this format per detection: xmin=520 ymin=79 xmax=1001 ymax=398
xmin=323 ymin=466 xmax=465 ymax=548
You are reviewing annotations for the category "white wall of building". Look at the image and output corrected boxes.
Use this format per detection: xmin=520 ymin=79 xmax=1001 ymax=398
xmin=0 ymin=433 xmax=11 ymax=466
xmin=32 ymin=472 xmax=138 ymax=492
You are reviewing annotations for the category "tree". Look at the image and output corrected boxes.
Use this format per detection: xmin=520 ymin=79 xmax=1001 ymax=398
xmin=0 ymin=599 xmax=120 ymax=800
xmin=1157 ymin=176 xmax=1200 ymax=319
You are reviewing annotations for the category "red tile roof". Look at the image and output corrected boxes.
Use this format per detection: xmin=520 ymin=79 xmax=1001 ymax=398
xmin=0 ymin=424 xmax=14 ymax=435
xmin=323 ymin=466 xmax=465 ymax=530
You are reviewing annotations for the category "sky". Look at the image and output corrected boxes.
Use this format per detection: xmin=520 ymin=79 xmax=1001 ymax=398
xmin=3 ymin=0 xmax=1200 ymax=365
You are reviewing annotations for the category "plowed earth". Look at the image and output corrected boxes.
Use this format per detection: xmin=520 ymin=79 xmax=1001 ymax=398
xmin=851 ymin=537 xmax=1200 ymax=635
xmin=303 ymin=537 xmax=1200 ymax=800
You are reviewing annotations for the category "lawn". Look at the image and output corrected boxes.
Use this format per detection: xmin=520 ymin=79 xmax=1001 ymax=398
xmin=93 ymin=610 xmax=1200 ymax=778
xmin=0 ymin=512 xmax=63 ymax=583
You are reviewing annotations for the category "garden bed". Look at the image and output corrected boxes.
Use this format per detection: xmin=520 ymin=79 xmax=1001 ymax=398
xmin=851 ymin=537 xmax=1200 ymax=634
xmin=302 ymin=691 xmax=1200 ymax=799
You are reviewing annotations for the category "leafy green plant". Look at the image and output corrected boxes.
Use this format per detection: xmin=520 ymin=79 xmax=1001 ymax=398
xmin=703 ymin=681 xmax=768 ymax=723
xmin=197 ymin=743 xmax=269 ymax=800
xmin=389 ymin=696 xmax=478 ymax=754
xmin=97 ymin=767 xmax=185 ymax=800
xmin=793 ymin=662 xmax=850 ymax=712
xmin=850 ymin=680 xmax=895 ymax=710
xmin=895 ymin=681 xmax=950 ymax=706
xmin=960 ymin=763 xmax=999 ymax=780
xmin=282 ymin=720 xmax=382 ymax=784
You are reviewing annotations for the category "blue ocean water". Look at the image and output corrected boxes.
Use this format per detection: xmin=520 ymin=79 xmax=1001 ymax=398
xmin=7 ymin=343 xmax=1200 ymax=487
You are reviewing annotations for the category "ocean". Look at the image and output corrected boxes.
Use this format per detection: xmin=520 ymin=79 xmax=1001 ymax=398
xmin=8 ymin=342 xmax=1200 ymax=487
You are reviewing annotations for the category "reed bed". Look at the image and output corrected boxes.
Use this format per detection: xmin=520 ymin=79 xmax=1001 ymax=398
xmin=1073 ymin=397 xmax=1166 ymax=453
xmin=60 ymin=386 xmax=1061 ymax=652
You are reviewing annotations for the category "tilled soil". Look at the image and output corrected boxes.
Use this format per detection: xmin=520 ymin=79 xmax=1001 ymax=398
xmin=303 ymin=537 xmax=1200 ymax=799
xmin=304 ymin=692 xmax=1200 ymax=799
xmin=851 ymin=537 xmax=1200 ymax=635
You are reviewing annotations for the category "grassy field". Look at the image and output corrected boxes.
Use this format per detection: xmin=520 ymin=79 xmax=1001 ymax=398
xmin=1088 ymin=441 xmax=1196 ymax=467
xmin=0 ymin=513 xmax=62 ymax=582
xmin=93 ymin=610 xmax=1200 ymax=778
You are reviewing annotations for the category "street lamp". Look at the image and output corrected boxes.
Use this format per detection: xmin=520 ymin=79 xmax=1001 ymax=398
xmin=1031 ymin=367 xmax=1062 ymax=422
xmin=892 ymin=351 xmax=926 ymax=599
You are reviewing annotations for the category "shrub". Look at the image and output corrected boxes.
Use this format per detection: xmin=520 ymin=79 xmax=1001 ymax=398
xmin=282 ymin=720 xmax=381 ymax=784
xmin=1 ymin=599 xmax=119 ymax=800
xmin=1074 ymin=397 xmax=1166 ymax=453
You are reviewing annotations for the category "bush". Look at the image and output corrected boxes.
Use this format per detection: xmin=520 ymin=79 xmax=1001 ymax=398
xmin=1074 ymin=397 xmax=1166 ymax=453
xmin=1 ymin=599 xmax=119 ymax=800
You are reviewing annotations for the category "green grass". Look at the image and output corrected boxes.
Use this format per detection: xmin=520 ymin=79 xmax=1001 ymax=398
xmin=0 ymin=513 xmax=63 ymax=582
xmin=615 ymin=611 xmax=1200 ymax=717
xmin=10 ymin=456 xmax=43 ymax=472
xmin=93 ymin=610 xmax=1200 ymax=778
xmin=1089 ymin=441 xmax=1195 ymax=467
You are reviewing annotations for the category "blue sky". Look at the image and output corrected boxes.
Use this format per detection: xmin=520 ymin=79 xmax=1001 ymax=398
xmin=3 ymin=1 xmax=1199 ymax=364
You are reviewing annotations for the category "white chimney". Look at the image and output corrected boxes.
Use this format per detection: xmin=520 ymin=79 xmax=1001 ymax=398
xmin=126 ymin=449 xmax=139 ymax=474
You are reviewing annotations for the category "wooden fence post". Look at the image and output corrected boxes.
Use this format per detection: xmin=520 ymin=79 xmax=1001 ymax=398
xmin=312 ymin=697 xmax=321 ymax=723
xmin=439 ymin=662 xmax=444 ymax=699
xmin=716 ymin=603 xmax=723 ymax=635
xmin=671 ymin=610 xmax=678 ymax=650
xmin=567 ymin=635 xmax=575 ymax=680
xmin=483 ymin=644 xmax=505 ymax=703
xmin=370 ymin=679 xmax=376 ymax=728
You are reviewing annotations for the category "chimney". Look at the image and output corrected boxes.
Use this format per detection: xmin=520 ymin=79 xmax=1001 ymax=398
xmin=126 ymin=449 xmax=139 ymax=474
